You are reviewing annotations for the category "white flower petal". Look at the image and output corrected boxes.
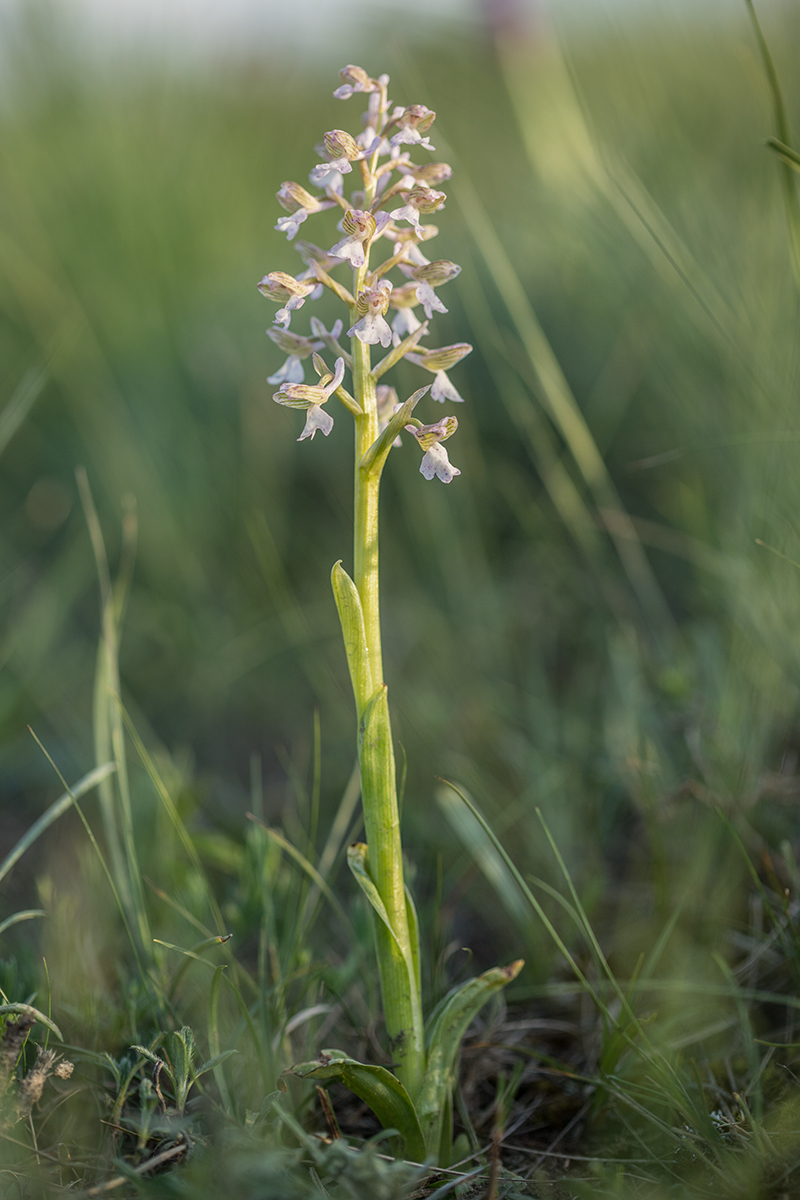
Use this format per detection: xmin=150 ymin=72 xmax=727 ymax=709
xmin=309 ymin=163 xmax=346 ymax=189
xmin=348 ymin=313 xmax=393 ymax=347
xmin=430 ymin=370 xmax=464 ymax=403
xmin=420 ymin=443 xmax=460 ymax=482
xmin=329 ymin=234 xmax=366 ymax=267
xmin=415 ymin=281 xmax=447 ymax=320
xmin=268 ymin=355 xmax=305 ymax=386
xmin=391 ymin=307 xmax=423 ymax=345
xmin=298 ymin=405 xmax=334 ymax=440
xmin=275 ymin=210 xmax=309 ymax=240
xmin=390 ymin=129 xmax=435 ymax=151
xmin=322 ymin=357 xmax=346 ymax=398
xmin=389 ymin=203 xmax=423 ymax=233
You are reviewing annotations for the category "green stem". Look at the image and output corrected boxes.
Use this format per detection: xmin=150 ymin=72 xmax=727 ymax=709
xmin=350 ymin=252 xmax=425 ymax=1097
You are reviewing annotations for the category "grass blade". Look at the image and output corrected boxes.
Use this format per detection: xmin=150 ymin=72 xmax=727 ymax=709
xmin=0 ymin=762 xmax=115 ymax=887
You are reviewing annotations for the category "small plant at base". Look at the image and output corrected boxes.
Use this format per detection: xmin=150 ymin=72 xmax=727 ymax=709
xmin=257 ymin=65 xmax=522 ymax=1163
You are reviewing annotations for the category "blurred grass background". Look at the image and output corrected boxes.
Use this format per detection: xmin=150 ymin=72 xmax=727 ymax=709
xmin=1 ymin=0 xmax=800 ymax=1017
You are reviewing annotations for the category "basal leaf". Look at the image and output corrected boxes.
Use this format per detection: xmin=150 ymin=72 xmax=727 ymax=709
xmin=414 ymin=961 xmax=523 ymax=1151
xmin=285 ymin=1050 xmax=427 ymax=1161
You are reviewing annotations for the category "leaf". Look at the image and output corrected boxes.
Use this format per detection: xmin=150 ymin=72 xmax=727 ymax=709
xmin=0 ymin=1004 xmax=63 ymax=1041
xmin=347 ymin=843 xmax=401 ymax=952
xmin=285 ymin=1050 xmax=427 ymax=1161
xmin=0 ymin=910 xmax=46 ymax=937
xmin=414 ymin=961 xmax=523 ymax=1151
xmin=195 ymin=1049 xmax=238 ymax=1078
xmin=330 ymin=561 xmax=373 ymax=711
xmin=347 ymin=844 xmax=420 ymax=1032
xmin=357 ymin=687 xmax=396 ymax=823
xmin=405 ymin=887 xmax=421 ymax=997
xmin=359 ymin=386 xmax=431 ymax=476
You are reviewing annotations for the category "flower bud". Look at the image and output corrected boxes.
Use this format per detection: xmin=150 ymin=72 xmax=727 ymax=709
xmin=413 ymin=260 xmax=461 ymax=287
xmin=340 ymin=65 xmax=373 ymax=89
xmin=324 ymin=129 xmax=362 ymax=161
xmin=277 ymin=181 xmax=321 ymax=214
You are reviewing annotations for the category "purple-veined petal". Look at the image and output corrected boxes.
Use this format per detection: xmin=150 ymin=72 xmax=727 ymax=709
xmin=298 ymin=405 xmax=334 ymax=441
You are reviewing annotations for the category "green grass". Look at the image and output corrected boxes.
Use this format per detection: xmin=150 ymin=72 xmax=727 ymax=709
xmin=2 ymin=1 xmax=800 ymax=1194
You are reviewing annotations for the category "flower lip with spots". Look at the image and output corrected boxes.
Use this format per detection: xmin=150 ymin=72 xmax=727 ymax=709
xmin=273 ymin=355 xmax=346 ymax=441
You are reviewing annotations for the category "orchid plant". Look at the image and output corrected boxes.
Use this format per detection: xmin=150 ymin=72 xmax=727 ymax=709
xmin=258 ymin=65 xmax=522 ymax=1165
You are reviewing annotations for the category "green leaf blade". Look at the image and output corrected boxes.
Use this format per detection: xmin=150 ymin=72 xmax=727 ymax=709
xmin=285 ymin=1051 xmax=427 ymax=1162
xmin=415 ymin=960 xmax=523 ymax=1152
xmin=331 ymin=561 xmax=373 ymax=712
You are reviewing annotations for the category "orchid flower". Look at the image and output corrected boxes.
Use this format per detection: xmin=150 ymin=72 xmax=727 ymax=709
xmin=257 ymin=271 xmax=323 ymax=329
xmin=405 ymin=416 xmax=461 ymax=482
xmin=349 ymin=280 xmax=394 ymax=347
xmin=273 ymin=355 xmax=345 ymax=440
xmin=404 ymin=343 xmax=472 ymax=402
xmin=390 ymin=104 xmax=436 ymax=151
xmin=389 ymin=184 xmax=446 ymax=235
xmin=275 ymin=180 xmax=335 ymax=240
xmin=398 ymin=259 xmax=461 ymax=319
